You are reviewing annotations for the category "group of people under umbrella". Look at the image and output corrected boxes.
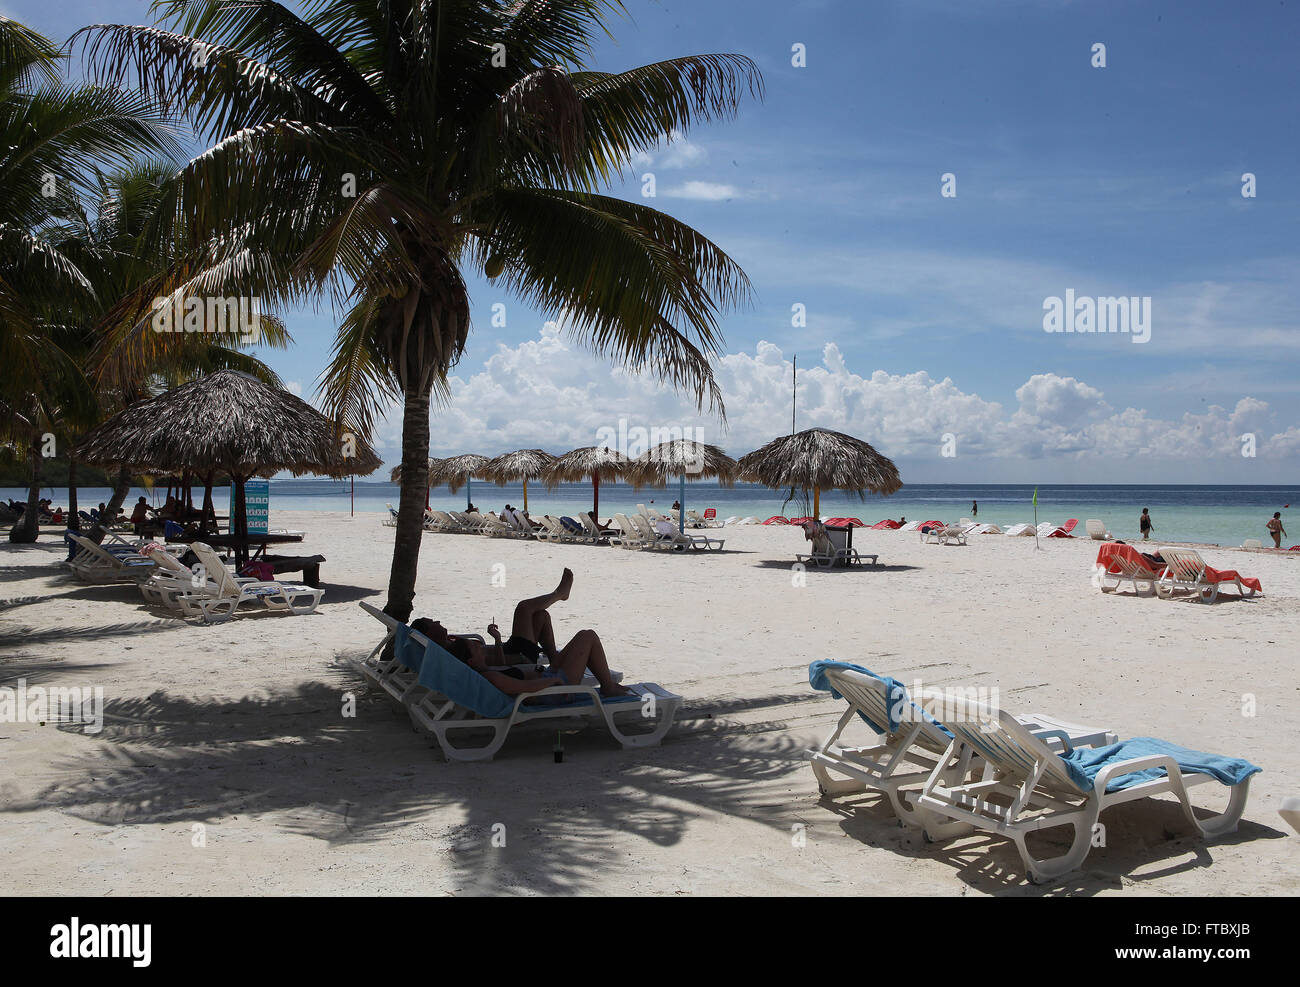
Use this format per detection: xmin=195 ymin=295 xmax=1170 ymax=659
xmin=400 ymin=427 xmax=902 ymax=534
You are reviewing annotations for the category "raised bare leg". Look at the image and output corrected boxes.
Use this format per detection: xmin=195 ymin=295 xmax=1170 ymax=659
xmin=531 ymin=609 xmax=560 ymax=663
xmin=557 ymin=629 xmax=630 ymax=697
xmin=509 ymin=568 xmax=574 ymax=641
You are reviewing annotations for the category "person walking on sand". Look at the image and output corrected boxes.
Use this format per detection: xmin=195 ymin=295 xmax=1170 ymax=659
xmin=1139 ymin=508 xmax=1153 ymax=540
xmin=1267 ymin=512 xmax=1286 ymax=549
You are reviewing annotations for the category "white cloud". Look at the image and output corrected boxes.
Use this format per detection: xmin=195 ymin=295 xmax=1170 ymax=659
xmin=366 ymin=328 xmax=1296 ymax=481
xmin=285 ymin=380 xmax=304 ymax=397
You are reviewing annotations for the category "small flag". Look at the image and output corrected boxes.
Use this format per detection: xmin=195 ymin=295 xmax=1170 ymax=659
xmin=1032 ymin=487 xmax=1038 ymax=507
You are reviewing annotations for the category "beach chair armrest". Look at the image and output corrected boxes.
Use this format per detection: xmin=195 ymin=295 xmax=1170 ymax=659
xmin=1091 ymin=754 xmax=1184 ymax=794
xmin=1027 ymin=728 xmax=1074 ymax=753
xmin=510 ymin=683 xmax=601 ymax=713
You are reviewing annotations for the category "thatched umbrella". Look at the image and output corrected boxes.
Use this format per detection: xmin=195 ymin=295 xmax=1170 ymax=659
xmin=484 ymin=449 xmax=557 ymax=514
xmin=74 ymin=370 xmax=381 ymax=561
xmin=738 ymin=427 xmax=901 ymax=519
xmin=390 ymin=458 xmax=445 ymax=509
xmin=629 ymin=440 xmax=738 ymax=533
xmin=543 ymin=446 xmax=632 ymax=519
xmin=432 ymin=453 xmax=491 ymax=509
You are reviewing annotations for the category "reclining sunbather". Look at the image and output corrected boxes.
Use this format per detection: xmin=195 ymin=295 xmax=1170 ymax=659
xmin=412 ymin=568 xmax=630 ymax=698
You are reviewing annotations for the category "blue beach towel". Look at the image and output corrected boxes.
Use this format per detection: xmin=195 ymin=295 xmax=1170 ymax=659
xmin=560 ymin=516 xmax=584 ymax=535
xmin=1060 ymin=737 xmax=1261 ymax=794
xmin=809 ymin=660 xmax=952 ymax=738
xmin=409 ymin=630 xmax=516 ymax=719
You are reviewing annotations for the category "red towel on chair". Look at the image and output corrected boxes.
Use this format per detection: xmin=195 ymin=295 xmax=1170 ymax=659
xmin=1203 ymin=565 xmax=1262 ymax=593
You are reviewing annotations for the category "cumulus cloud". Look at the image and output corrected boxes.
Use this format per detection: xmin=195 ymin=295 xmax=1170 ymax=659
xmin=661 ymin=181 xmax=745 ymax=201
xmin=366 ymin=327 xmax=1295 ymax=479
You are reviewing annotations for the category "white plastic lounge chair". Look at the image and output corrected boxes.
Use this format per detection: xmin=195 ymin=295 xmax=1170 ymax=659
xmin=939 ymin=525 xmax=967 ymax=546
xmin=66 ymin=534 xmax=156 ymax=584
xmin=807 ymin=664 xmax=1118 ymax=830
xmin=898 ymin=520 xmax=925 ymax=533
xmin=1241 ymin=539 xmax=1262 ymax=550
xmin=383 ymin=503 xmax=399 ymax=527
xmin=914 ymin=692 xmax=1257 ymax=883
xmin=645 ymin=515 xmax=724 ymax=551
xmin=136 ymin=545 xmax=253 ymax=609
xmin=579 ymin=513 xmax=614 ymax=544
xmin=628 ymin=513 xmax=679 ymax=550
xmin=1156 ymin=547 xmax=1262 ymax=602
xmin=354 ymin=604 xmax=677 ymax=761
xmin=1004 ymin=523 xmax=1035 ymax=537
xmin=1094 ymin=543 xmax=1166 ymax=597
xmin=177 ymin=543 xmax=323 ymax=623
xmin=1085 ymin=519 xmax=1111 ymax=540
xmin=608 ymin=514 xmax=646 ymax=549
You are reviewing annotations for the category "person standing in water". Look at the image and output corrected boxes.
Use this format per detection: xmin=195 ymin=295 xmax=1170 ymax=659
xmin=1267 ymin=512 xmax=1286 ymax=549
xmin=971 ymin=500 xmax=978 ymax=518
xmin=1139 ymin=508 xmax=1153 ymax=540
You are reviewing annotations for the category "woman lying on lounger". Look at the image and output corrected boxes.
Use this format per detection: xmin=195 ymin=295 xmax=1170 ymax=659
xmin=412 ymin=568 xmax=630 ymax=698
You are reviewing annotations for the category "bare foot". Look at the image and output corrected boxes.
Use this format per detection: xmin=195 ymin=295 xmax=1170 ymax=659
xmin=556 ymin=567 xmax=573 ymax=601
xmin=600 ymin=683 xmax=633 ymax=699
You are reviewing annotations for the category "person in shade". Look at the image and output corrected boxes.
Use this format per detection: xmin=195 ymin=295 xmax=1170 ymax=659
xmin=1266 ymin=512 xmax=1287 ymax=549
xmin=412 ymin=568 xmax=630 ymax=697
xmin=1139 ymin=508 xmax=1153 ymax=540
xmin=129 ymin=497 xmax=151 ymax=535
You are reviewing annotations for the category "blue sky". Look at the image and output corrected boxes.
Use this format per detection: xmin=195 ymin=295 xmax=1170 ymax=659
xmin=9 ymin=0 xmax=1300 ymax=482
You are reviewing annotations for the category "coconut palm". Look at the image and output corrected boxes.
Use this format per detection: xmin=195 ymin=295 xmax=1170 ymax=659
xmin=77 ymin=0 xmax=761 ymax=620
xmin=0 ymin=16 xmax=181 ymax=541
xmin=46 ymin=163 xmax=292 ymax=543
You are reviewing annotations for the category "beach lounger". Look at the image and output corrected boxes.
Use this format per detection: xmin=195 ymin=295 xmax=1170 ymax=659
xmin=579 ymin=513 xmax=615 ymax=543
xmin=913 ymin=691 xmax=1259 ymax=883
xmin=1281 ymin=797 xmax=1300 ymax=835
xmin=66 ymin=534 xmax=156 ymax=583
xmin=628 ymin=513 xmax=682 ymax=551
xmin=796 ymin=525 xmax=875 ymax=568
xmin=1046 ymin=518 xmax=1079 ymax=538
xmin=807 ymin=662 xmax=1117 ymax=830
xmin=1241 ymin=539 xmax=1262 ymax=550
xmin=177 ymin=543 xmax=323 ymax=623
xmin=871 ymin=519 xmax=903 ymax=530
xmin=644 ymin=514 xmax=724 ymax=551
xmin=1155 ymin=547 xmax=1262 ymax=602
xmin=938 ymin=524 xmax=968 ymax=546
xmin=356 ymin=605 xmax=677 ymax=761
xmin=1004 ymin=523 xmax=1035 ymax=537
xmin=1085 ymin=519 xmax=1112 ymax=540
xmin=1094 ymin=543 xmax=1167 ymax=596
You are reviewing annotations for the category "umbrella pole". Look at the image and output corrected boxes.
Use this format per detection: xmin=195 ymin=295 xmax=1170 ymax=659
xmin=233 ymin=472 xmax=249 ymax=568
xmin=467 ymin=477 xmax=472 ymax=511
xmin=593 ymin=474 xmax=599 ymax=520
xmin=523 ymin=478 xmax=528 ymax=514
xmin=814 ymin=487 xmax=820 ymax=520
xmin=679 ymin=474 xmax=686 ymax=533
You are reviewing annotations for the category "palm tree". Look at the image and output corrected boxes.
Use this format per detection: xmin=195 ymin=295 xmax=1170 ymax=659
xmin=51 ymin=163 xmax=292 ymax=542
xmin=78 ymin=0 xmax=762 ymax=621
xmin=0 ymin=16 xmax=180 ymax=541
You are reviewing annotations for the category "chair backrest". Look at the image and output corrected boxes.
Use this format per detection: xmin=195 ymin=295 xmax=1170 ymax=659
xmin=613 ymin=514 xmax=641 ymax=540
xmin=1160 ymin=547 xmax=1207 ymax=581
xmin=579 ymin=513 xmax=602 ymax=536
xmin=1085 ymin=519 xmax=1107 ymax=539
xmin=918 ymin=692 xmax=1090 ymax=795
xmin=1060 ymin=518 xmax=1079 ymax=534
xmin=825 ymin=527 xmax=850 ymax=553
xmin=141 ymin=545 xmax=191 ymax=577
xmin=703 ymin=508 xmax=716 ymax=520
xmin=822 ymin=666 xmax=952 ymax=754
xmin=1096 ymin=542 xmax=1159 ymax=576
xmin=189 ymin=543 xmax=244 ymax=597
xmin=68 ymin=534 xmax=124 ymax=567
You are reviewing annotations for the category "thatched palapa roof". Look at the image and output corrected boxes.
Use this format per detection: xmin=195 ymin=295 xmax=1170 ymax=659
xmin=737 ymin=428 xmax=902 ymax=497
xmin=542 ymin=446 xmax=632 ymax=488
xmin=432 ymin=453 xmax=491 ymax=494
xmin=628 ymin=440 xmax=739 ymax=487
xmin=74 ymin=370 xmax=382 ymax=478
xmin=484 ymin=449 xmax=558 ymax=484
xmin=390 ymin=458 xmax=445 ymax=485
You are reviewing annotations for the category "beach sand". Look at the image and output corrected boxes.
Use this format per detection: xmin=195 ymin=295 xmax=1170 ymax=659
xmin=1 ymin=513 xmax=1296 ymax=896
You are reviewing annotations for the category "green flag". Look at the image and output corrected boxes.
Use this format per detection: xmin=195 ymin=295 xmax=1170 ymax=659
xmin=1033 ymin=487 xmax=1038 ymax=507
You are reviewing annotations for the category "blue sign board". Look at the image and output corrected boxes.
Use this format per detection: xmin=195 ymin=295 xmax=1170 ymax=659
xmin=233 ymin=479 xmax=270 ymax=534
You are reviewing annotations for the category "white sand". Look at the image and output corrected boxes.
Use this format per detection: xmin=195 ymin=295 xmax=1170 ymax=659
xmin=1 ymin=514 xmax=1296 ymax=895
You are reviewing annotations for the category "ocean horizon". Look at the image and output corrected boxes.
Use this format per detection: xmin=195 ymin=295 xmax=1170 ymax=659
xmin=9 ymin=481 xmax=1296 ymax=548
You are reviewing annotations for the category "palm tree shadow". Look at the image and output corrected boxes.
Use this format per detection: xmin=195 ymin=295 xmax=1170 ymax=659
xmin=8 ymin=668 xmax=808 ymax=895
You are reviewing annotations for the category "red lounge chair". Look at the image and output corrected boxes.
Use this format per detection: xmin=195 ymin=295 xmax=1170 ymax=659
xmin=1094 ymin=543 xmax=1167 ymax=596
xmin=763 ymin=516 xmax=791 ymax=525
xmin=1046 ymin=518 xmax=1079 ymax=538
xmin=871 ymin=519 xmax=903 ymax=530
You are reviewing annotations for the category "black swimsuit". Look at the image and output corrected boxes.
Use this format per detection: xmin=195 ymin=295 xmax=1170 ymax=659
xmin=503 ymin=635 xmax=544 ymax=664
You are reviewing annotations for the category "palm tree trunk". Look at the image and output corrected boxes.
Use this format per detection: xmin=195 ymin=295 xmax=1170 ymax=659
xmin=89 ymin=464 xmax=133 ymax=545
xmin=385 ymin=388 xmax=431 ymax=623
xmin=8 ymin=442 xmax=42 ymax=543
xmin=67 ymin=457 xmax=80 ymax=531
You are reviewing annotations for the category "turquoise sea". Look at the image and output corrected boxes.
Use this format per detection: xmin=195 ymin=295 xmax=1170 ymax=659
xmin=6 ymin=482 xmax=1297 ymax=548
